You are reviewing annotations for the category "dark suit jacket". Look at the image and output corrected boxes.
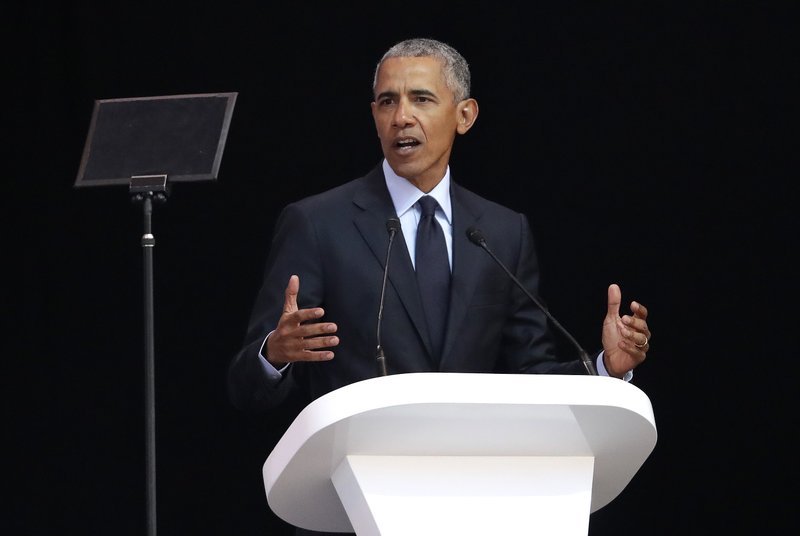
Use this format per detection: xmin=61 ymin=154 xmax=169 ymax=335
xmin=228 ymin=164 xmax=588 ymax=412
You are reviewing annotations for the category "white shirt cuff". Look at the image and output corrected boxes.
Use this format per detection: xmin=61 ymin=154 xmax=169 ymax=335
xmin=258 ymin=330 xmax=289 ymax=379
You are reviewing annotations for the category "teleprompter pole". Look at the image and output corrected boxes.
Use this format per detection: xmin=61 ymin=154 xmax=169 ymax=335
xmin=131 ymin=175 xmax=169 ymax=536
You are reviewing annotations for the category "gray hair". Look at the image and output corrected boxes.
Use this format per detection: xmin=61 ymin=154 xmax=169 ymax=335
xmin=373 ymin=38 xmax=471 ymax=103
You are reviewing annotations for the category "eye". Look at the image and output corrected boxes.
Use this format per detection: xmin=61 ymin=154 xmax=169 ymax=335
xmin=378 ymin=97 xmax=395 ymax=106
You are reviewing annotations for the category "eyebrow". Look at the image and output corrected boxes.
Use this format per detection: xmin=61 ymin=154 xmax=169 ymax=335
xmin=375 ymin=88 xmax=437 ymax=101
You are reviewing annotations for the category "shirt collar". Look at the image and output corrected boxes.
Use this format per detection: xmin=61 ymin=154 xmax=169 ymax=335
xmin=382 ymin=159 xmax=452 ymax=224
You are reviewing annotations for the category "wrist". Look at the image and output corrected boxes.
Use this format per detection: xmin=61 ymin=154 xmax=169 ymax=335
xmin=261 ymin=332 xmax=287 ymax=368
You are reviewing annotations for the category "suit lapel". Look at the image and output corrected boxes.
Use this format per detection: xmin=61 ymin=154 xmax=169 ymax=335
xmin=352 ymin=167 xmax=434 ymax=360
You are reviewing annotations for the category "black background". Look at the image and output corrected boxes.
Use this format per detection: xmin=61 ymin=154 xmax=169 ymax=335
xmin=8 ymin=3 xmax=796 ymax=535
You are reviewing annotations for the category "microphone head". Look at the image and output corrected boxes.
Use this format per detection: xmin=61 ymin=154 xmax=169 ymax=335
xmin=386 ymin=217 xmax=401 ymax=234
xmin=466 ymin=226 xmax=486 ymax=246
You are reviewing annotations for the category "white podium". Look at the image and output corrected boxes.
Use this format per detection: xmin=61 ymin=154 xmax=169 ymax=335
xmin=263 ymin=373 xmax=656 ymax=536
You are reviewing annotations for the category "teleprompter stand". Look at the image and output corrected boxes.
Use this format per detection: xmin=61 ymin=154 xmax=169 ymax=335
xmin=74 ymin=92 xmax=237 ymax=536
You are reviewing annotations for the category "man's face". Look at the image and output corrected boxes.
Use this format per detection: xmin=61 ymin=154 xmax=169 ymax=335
xmin=371 ymin=56 xmax=462 ymax=192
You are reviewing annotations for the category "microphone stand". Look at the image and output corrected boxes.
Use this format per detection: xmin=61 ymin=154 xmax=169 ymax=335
xmin=130 ymin=175 xmax=169 ymax=536
xmin=376 ymin=219 xmax=401 ymax=376
xmin=467 ymin=228 xmax=598 ymax=376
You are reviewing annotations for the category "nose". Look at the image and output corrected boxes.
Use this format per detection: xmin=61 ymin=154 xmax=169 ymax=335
xmin=391 ymin=100 xmax=415 ymax=128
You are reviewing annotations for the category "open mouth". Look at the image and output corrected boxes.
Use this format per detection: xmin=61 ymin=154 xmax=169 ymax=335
xmin=395 ymin=137 xmax=421 ymax=150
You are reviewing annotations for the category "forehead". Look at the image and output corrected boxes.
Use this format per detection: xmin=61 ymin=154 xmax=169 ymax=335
xmin=374 ymin=56 xmax=450 ymax=95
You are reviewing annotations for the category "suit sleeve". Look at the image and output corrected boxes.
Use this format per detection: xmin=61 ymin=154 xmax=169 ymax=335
xmin=226 ymin=203 xmax=324 ymax=412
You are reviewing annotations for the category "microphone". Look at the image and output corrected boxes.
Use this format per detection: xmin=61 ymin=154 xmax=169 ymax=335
xmin=376 ymin=217 xmax=402 ymax=376
xmin=466 ymin=227 xmax=598 ymax=375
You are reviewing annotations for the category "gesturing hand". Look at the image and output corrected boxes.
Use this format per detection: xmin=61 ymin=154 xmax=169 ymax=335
xmin=601 ymin=283 xmax=651 ymax=378
xmin=264 ymin=275 xmax=339 ymax=367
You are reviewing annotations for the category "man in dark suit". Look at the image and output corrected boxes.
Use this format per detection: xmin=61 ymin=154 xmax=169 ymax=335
xmin=228 ymin=37 xmax=651 ymax=533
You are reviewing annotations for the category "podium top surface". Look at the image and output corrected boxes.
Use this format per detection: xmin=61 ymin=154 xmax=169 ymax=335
xmin=263 ymin=372 xmax=657 ymax=531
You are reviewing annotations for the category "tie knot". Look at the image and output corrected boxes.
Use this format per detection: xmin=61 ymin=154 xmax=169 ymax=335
xmin=418 ymin=195 xmax=439 ymax=217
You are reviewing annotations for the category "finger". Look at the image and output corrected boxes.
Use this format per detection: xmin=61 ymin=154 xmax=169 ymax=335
xmin=616 ymin=321 xmax=644 ymax=343
xmin=289 ymin=307 xmax=327 ymax=324
xmin=301 ymin=335 xmax=340 ymax=352
xmin=283 ymin=275 xmax=300 ymax=314
xmin=619 ymin=338 xmax=648 ymax=358
xmin=621 ymin=313 xmax=648 ymax=330
xmin=632 ymin=300 xmax=649 ymax=320
xmin=607 ymin=283 xmax=622 ymax=318
xmin=620 ymin=316 xmax=651 ymax=342
xmin=295 ymin=321 xmax=338 ymax=338
xmin=296 ymin=349 xmax=336 ymax=361
xmin=634 ymin=333 xmax=649 ymax=348
xmin=288 ymin=335 xmax=339 ymax=362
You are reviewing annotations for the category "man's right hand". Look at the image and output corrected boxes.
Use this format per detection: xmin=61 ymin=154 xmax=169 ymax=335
xmin=264 ymin=275 xmax=339 ymax=367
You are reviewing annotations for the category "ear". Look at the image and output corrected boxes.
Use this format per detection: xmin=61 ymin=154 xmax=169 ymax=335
xmin=370 ymin=101 xmax=380 ymax=134
xmin=456 ymin=98 xmax=479 ymax=135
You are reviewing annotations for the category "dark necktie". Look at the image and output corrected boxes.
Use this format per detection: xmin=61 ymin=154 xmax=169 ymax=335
xmin=415 ymin=195 xmax=451 ymax=358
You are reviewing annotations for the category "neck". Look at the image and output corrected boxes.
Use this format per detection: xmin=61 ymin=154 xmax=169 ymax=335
xmin=406 ymin=177 xmax=441 ymax=193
